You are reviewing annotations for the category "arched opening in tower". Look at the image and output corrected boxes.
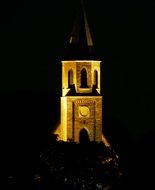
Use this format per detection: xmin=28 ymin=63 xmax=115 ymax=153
xmin=94 ymin=70 xmax=98 ymax=88
xmin=80 ymin=68 xmax=88 ymax=88
xmin=68 ymin=69 xmax=74 ymax=87
xmin=79 ymin=128 xmax=90 ymax=143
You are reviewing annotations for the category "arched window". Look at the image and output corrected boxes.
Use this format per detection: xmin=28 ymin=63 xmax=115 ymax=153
xmin=81 ymin=68 xmax=88 ymax=88
xmin=79 ymin=128 xmax=90 ymax=143
xmin=68 ymin=69 xmax=73 ymax=87
xmin=94 ymin=70 xmax=98 ymax=88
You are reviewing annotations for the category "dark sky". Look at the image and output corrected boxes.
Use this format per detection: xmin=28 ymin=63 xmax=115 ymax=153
xmin=1 ymin=0 xmax=155 ymax=174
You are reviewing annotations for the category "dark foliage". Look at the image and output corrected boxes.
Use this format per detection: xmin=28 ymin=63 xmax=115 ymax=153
xmin=32 ymin=140 xmax=122 ymax=190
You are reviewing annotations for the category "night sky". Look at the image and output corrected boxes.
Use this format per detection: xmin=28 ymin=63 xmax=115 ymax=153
xmin=1 ymin=0 xmax=155 ymax=181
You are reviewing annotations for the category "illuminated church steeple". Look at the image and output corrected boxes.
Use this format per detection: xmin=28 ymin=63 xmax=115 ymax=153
xmin=55 ymin=0 xmax=110 ymax=146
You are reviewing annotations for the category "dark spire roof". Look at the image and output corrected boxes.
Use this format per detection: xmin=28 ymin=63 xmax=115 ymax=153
xmin=63 ymin=0 xmax=97 ymax=60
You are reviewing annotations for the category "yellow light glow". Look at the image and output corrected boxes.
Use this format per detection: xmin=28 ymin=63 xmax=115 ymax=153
xmin=102 ymin=134 xmax=111 ymax=147
xmin=54 ymin=58 xmax=105 ymax=143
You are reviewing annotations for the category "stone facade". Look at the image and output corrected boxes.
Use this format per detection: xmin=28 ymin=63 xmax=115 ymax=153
xmin=61 ymin=96 xmax=102 ymax=142
xmin=56 ymin=60 xmax=103 ymax=143
xmin=62 ymin=61 xmax=101 ymax=96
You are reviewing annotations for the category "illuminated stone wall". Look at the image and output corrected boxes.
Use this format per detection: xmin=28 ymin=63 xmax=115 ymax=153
xmin=60 ymin=96 xmax=102 ymax=142
xmin=62 ymin=61 xmax=101 ymax=96
xmin=55 ymin=60 xmax=103 ymax=143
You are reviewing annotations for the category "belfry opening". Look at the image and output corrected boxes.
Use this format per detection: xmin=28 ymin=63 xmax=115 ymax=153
xmin=94 ymin=70 xmax=98 ymax=88
xmin=68 ymin=69 xmax=74 ymax=87
xmin=81 ymin=68 xmax=88 ymax=88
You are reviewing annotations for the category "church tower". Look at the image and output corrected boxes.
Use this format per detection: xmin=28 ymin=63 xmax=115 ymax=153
xmin=56 ymin=1 xmax=108 ymax=144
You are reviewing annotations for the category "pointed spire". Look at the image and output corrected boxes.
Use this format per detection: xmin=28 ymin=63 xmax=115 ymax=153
xmin=69 ymin=0 xmax=93 ymax=47
xmin=64 ymin=0 xmax=96 ymax=60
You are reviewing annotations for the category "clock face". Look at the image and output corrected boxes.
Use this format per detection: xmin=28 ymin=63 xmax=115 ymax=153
xmin=79 ymin=106 xmax=90 ymax=117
